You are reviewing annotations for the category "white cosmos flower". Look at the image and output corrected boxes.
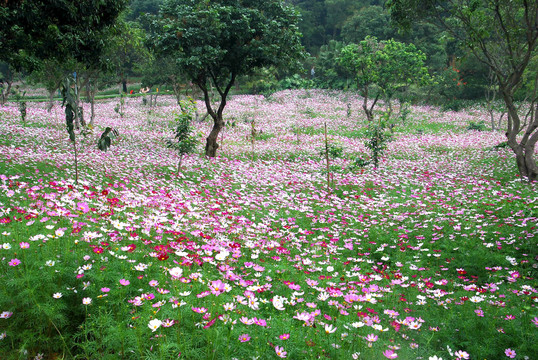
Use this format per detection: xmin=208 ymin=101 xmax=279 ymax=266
xmin=215 ymin=251 xmax=229 ymax=261
xmin=148 ymin=319 xmax=162 ymax=332
xmin=273 ymin=295 xmax=285 ymax=311
xmin=168 ymin=267 xmax=183 ymax=278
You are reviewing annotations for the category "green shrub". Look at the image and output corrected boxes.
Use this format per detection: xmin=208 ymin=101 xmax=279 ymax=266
xmin=467 ymin=120 xmax=488 ymax=131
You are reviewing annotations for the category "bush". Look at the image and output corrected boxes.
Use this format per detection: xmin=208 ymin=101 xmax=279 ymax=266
xmin=441 ymin=99 xmax=464 ymax=112
xmin=318 ymin=143 xmax=344 ymax=160
xmin=467 ymin=120 xmax=488 ymax=131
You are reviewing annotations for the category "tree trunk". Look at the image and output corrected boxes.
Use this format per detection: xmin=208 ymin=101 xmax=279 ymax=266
xmin=177 ymin=154 xmax=183 ymax=177
xmin=200 ymin=72 xmax=236 ymax=157
xmin=74 ymin=74 xmax=81 ymax=130
xmin=504 ymin=88 xmax=538 ymax=181
xmin=362 ymin=93 xmax=373 ymax=121
xmin=47 ymin=90 xmax=55 ymax=113
xmin=90 ymin=97 xmax=95 ymax=126
xmin=1 ymin=78 xmax=13 ymax=105
xmin=205 ymin=117 xmax=224 ymax=157
xmin=122 ymin=79 xmax=127 ymax=93
xmin=0 ymin=68 xmax=14 ymax=105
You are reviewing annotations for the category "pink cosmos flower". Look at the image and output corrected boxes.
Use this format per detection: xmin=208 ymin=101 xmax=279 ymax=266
xmin=209 ymin=279 xmax=227 ymax=296
xmin=0 ymin=311 xmax=13 ymax=319
xmin=19 ymin=242 xmax=29 ymax=249
xmin=238 ymin=334 xmax=251 ymax=342
xmin=239 ymin=316 xmax=254 ymax=325
xmin=82 ymin=297 xmax=92 ymax=305
xmin=279 ymin=333 xmax=290 ymax=340
xmin=366 ymin=334 xmax=378 ymax=342
xmin=383 ymin=349 xmax=398 ymax=359
xmin=504 ymin=349 xmax=516 ymax=358
xmin=254 ymin=317 xmax=267 ymax=327
xmin=532 ymin=317 xmax=538 ymax=327
xmin=8 ymin=259 xmax=21 ymax=266
xmin=101 ymin=287 xmax=110 ymax=293
xmin=119 ymin=279 xmax=130 ymax=286
xmin=275 ymin=346 xmax=287 ymax=358
xmin=454 ymin=350 xmax=469 ymax=359
xmin=162 ymin=319 xmax=175 ymax=327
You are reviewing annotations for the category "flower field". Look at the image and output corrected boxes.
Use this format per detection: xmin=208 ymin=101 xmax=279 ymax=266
xmin=0 ymin=90 xmax=537 ymax=360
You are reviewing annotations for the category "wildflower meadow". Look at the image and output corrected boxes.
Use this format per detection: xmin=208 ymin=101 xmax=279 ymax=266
xmin=0 ymin=90 xmax=536 ymax=360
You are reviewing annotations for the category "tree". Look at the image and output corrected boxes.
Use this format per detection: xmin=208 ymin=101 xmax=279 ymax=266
xmin=149 ymin=0 xmax=305 ymax=157
xmin=0 ymin=63 xmax=16 ymax=105
xmin=339 ymin=36 xmax=430 ymax=121
xmin=341 ymin=5 xmax=396 ymax=43
xmin=167 ymin=99 xmax=199 ymax=176
xmin=0 ymin=1 xmax=128 ymax=72
xmin=28 ymin=59 xmax=69 ymax=112
xmin=106 ymin=17 xmax=151 ymax=93
xmin=387 ymin=0 xmax=538 ymax=181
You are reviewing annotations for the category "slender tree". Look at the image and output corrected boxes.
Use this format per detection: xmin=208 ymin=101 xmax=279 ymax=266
xmin=387 ymin=0 xmax=538 ymax=180
xmin=149 ymin=0 xmax=305 ymax=157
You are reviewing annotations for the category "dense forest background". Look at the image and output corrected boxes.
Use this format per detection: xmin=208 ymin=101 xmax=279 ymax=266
xmin=124 ymin=0 xmax=489 ymax=102
xmin=1 ymin=0 xmax=535 ymax=107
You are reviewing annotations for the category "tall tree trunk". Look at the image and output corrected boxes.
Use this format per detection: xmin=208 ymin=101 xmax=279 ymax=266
xmin=74 ymin=74 xmax=81 ymax=130
xmin=200 ymin=72 xmax=236 ymax=157
xmin=90 ymin=97 xmax=95 ymax=126
xmin=1 ymin=77 xmax=13 ymax=105
xmin=205 ymin=117 xmax=224 ymax=157
xmin=47 ymin=90 xmax=55 ymax=113
xmin=503 ymin=89 xmax=538 ymax=181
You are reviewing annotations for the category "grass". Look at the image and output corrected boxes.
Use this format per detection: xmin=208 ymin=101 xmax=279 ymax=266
xmin=0 ymin=90 xmax=536 ymax=360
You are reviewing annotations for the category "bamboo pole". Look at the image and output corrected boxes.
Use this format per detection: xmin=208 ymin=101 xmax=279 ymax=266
xmin=324 ymin=122 xmax=330 ymax=195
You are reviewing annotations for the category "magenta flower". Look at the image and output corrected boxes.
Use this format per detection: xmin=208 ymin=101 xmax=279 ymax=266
xmin=383 ymin=349 xmax=398 ymax=359
xmin=101 ymin=287 xmax=110 ymax=293
xmin=119 ymin=279 xmax=130 ymax=286
xmin=8 ymin=259 xmax=21 ymax=266
xmin=279 ymin=333 xmax=290 ymax=340
xmin=209 ymin=279 xmax=227 ymax=296
xmin=77 ymin=202 xmax=90 ymax=213
xmin=19 ymin=242 xmax=29 ymax=249
xmin=504 ymin=349 xmax=516 ymax=358
xmin=238 ymin=333 xmax=251 ymax=342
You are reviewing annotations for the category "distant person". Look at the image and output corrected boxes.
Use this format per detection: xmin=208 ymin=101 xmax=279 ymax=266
xmin=311 ymin=66 xmax=315 ymax=79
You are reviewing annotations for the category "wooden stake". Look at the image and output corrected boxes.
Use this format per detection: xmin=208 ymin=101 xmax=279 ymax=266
xmin=324 ymin=122 xmax=330 ymax=195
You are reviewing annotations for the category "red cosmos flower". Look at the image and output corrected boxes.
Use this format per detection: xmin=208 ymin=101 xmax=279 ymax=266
xmin=157 ymin=252 xmax=169 ymax=261
xmin=154 ymin=244 xmax=171 ymax=253
xmin=127 ymin=243 xmax=137 ymax=252
xmin=93 ymin=247 xmax=104 ymax=254
xmin=203 ymin=314 xmax=219 ymax=329
xmin=101 ymin=189 xmax=109 ymax=196
xmin=0 ymin=217 xmax=12 ymax=224
xmin=107 ymin=198 xmax=120 ymax=206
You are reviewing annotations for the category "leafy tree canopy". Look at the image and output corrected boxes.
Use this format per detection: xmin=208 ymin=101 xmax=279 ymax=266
xmin=339 ymin=36 xmax=430 ymax=121
xmin=387 ymin=0 xmax=538 ymax=180
xmin=149 ymin=0 xmax=305 ymax=156
xmin=0 ymin=0 xmax=128 ymax=71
